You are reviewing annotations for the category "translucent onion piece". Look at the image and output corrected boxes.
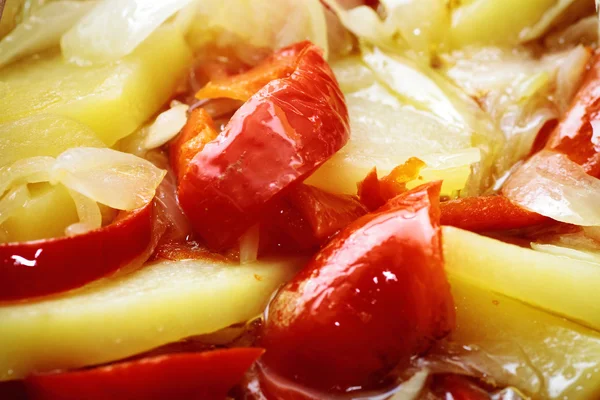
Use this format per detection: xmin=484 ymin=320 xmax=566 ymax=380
xmin=61 ymin=0 xmax=193 ymax=65
xmin=441 ymin=45 xmax=590 ymax=177
xmin=387 ymin=370 xmax=429 ymax=400
xmin=503 ymin=150 xmax=600 ymax=226
xmin=53 ymin=147 xmax=166 ymax=210
xmin=531 ymin=243 xmax=600 ymax=264
xmin=142 ymin=102 xmax=189 ymax=150
xmin=66 ymin=189 xmax=102 ymax=235
xmin=239 ymin=224 xmax=260 ymax=264
xmin=187 ymin=0 xmax=328 ymax=63
xmin=0 ymin=156 xmax=54 ymax=198
xmin=0 ymin=1 xmax=97 ymax=68
xmin=321 ymin=0 xmax=398 ymax=51
xmin=545 ymin=15 xmax=598 ymax=50
xmin=519 ymin=0 xmax=593 ymax=42
xmin=0 ymin=185 xmax=29 ymax=226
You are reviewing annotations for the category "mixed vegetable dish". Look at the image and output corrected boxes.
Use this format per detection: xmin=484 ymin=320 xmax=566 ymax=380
xmin=1 ymin=0 xmax=600 ymax=398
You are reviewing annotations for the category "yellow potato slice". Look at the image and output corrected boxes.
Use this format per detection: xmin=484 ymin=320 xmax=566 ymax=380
xmin=0 ymin=25 xmax=192 ymax=145
xmin=438 ymin=274 xmax=600 ymax=399
xmin=449 ymin=0 xmax=592 ymax=48
xmin=1 ymin=183 xmax=78 ymax=242
xmin=443 ymin=226 xmax=600 ymax=330
xmin=0 ymin=257 xmax=303 ymax=380
xmin=0 ymin=115 xmax=104 ymax=241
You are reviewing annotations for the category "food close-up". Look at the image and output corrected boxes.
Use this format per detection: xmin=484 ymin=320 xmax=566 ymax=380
xmin=1 ymin=0 xmax=600 ymax=399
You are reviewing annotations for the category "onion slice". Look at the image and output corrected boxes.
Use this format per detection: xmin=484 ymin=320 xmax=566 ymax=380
xmin=503 ymin=150 xmax=600 ymax=226
xmin=52 ymin=147 xmax=166 ymax=211
xmin=0 ymin=202 xmax=159 ymax=301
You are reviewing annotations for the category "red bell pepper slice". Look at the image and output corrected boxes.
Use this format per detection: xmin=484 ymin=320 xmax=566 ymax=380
xmin=439 ymin=195 xmax=550 ymax=232
xmin=26 ymin=348 xmax=264 ymax=400
xmin=545 ymin=52 xmax=600 ymax=177
xmin=260 ymin=184 xmax=368 ymax=253
xmin=177 ymin=41 xmax=350 ymax=250
xmin=0 ymin=202 xmax=159 ymax=301
xmin=260 ymin=182 xmax=454 ymax=392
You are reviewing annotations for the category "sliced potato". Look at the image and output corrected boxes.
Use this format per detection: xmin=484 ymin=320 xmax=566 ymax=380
xmin=0 ymin=257 xmax=302 ymax=380
xmin=0 ymin=115 xmax=104 ymax=168
xmin=0 ymin=25 xmax=192 ymax=145
xmin=437 ymin=274 xmax=600 ymax=400
xmin=443 ymin=226 xmax=600 ymax=330
xmin=0 ymin=115 xmax=104 ymax=241
xmin=449 ymin=0 xmax=592 ymax=48
xmin=1 ymin=183 xmax=78 ymax=242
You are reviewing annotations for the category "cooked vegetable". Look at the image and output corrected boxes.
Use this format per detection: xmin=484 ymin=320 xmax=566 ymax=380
xmin=427 ymin=274 xmax=600 ymax=400
xmin=441 ymin=45 xmax=591 ymax=175
xmin=61 ymin=0 xmax=192 ymax=65
xmin=440 ymin=195 xmax=549 ymax=232
xmin=177 ymin=41 xmax=349 ymax=249
xmin=449 ymin=0 xmax=593 ymax=48
xmin=306 ymin=55 xmax=488 ymax=196
xmin=503 ymin=150 xmax=600 ymax=226
xmin=26 ymin=349 xmax=264 ymax=400
xmin=0 ymin=115 xmax=104 ymax=242
xmin=0 ymin=25 xmax=191 ymax=145
xmin=0 ymin=202 xmax=156 ymax=300
xmin=185 ymin=0 xmax=328 ymax=63
xmin=0 ymin=1 xmax=96 ymax=68
xmin=443 ymin=226 xmax=600 ymax=331
xmin=261 ymin=182 xmax=454 ymax=391
xmin=544 ymin=53 xmax=600 ymax=177
xmin=0 ymin=256 xmax=302 ymax=380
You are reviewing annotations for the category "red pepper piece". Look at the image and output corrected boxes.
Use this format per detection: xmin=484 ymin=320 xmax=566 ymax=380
xmin=0 ymin=202 xmax=159 ymax=301
xmin=440 ymin=195 xmax=549 ymax=232
xmin=546 ymin=51 xmax=600 ymax=177
xmin=261 ymin=182 xmax=455 ymax=392
xmin=178 ymin=41 xmax=349 ymax=250
xmin=26 ymin=348 xmax=264 ymax=400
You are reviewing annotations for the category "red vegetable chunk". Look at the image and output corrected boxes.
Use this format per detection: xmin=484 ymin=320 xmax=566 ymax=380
xmin=0 ymin=202 xmax=159 ymax=301
xmin=26 ymin=348 xmax=264 ymax=400
xmin=260 ymin=182 xmax=455 ymax=392
xmin=440 ymin=195 xmax=549 ymax=232
xmin=177 ymin=41 xmax=350 ymax=250
xmin=546 ymin=52 xmax=600 ymax=177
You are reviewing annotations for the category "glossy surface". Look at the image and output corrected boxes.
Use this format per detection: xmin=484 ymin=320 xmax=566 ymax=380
xmin=261 ymin=182 xmax=454 ymax=391
xmin=440 ymin=195 xmax=549 ymax=232
xmin=0 ymin=256 xmax=302 ymax=381
xmin=26 ymin=349 xmax=264 ymax=400
xmin=427 ymin=273 xmax=600 ymax=399
xmin=443 ymin=226 xmax=600 ymax=331
xmin=546 ymin=53 xmax=600 ymax=177
xmin=178 ymin=41 xmax=349 ymax=249
xmin=169 ymin=108 xmax=218 ymax=182
xmin=0 ymin=203 xmax=156 ymax=301
xmin=261 ymin=184 xmax=368 ymax=252
xmin=0 ymin=25 xmax=191 ymax=145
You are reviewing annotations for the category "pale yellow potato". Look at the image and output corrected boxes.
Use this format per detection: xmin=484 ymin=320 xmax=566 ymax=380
xmin=0 ymin=25 xmax=192 ymax=145
xmin=449 ymin=0 xmax=592 ymax=48
xmin=0 ymin=257 xmax=303 ymax=381
xmin=0 ymin=115 xmax=104 ymax=241
xmin=0 ymin=114 xmax=104 ymax=168
xmin=1 ymin=184 xmax=78 ymax=242
xmin=440 ymin=274 xmax=600 ymax=399
xmin=443 ymin=226 xmax=600 ymax=330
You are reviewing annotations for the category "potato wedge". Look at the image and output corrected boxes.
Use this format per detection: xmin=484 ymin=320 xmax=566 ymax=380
xmin=0 ymin=257 xmax=303 ymax=380
xmin=0 ymin=25 xmax=192 ymax=145
xmin=443 ymin=226 xmax=600 ymax=330
xmin=435 ymin=273 xmax=600 ymax=399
